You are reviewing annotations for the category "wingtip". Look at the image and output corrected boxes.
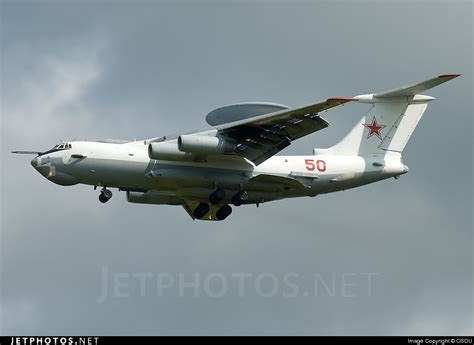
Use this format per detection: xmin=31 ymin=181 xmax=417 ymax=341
xmin=438 ymin=74 xmax=462 ymax=78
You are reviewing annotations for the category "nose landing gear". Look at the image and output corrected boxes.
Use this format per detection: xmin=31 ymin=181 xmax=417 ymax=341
xmin=98 ymin=188 xmax=113 ymax=203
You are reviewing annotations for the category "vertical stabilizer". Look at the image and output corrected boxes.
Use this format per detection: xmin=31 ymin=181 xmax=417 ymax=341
xmin=328 ymin=74 xmax=460 ymax=156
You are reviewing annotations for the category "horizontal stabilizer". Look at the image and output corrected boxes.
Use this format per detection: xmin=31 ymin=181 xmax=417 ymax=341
xmin=374 ymin=74 xmax=461 ymax=98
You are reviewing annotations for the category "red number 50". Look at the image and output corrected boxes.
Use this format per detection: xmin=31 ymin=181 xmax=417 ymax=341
xmin=305 ymin=159 xmax=326 ymax=172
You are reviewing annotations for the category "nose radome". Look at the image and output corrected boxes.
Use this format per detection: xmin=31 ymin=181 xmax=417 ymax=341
xmin=31 ymin=156 xmax=38 ymax=167
xmin=30 ymin=155 xmax=79 ymax=186
xmin=48 ymin=173 xmax=79 ymax=186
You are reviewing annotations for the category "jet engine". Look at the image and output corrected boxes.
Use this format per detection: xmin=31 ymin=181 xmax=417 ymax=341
xmin=177 ymin=134 xmax=236 ymax=155
xmin=148 ymin=141 xmax=190 ymax=161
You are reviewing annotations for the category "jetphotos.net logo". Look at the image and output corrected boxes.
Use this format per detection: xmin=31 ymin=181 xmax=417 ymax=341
xmin=8 ymin=337 xmax=99 ymax=345
xmin=96 ymin=266 xmax=379 ymax=303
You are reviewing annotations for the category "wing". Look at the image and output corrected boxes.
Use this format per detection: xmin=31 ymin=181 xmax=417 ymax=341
xmin=214 ymin=98 xmax=352 ymax=165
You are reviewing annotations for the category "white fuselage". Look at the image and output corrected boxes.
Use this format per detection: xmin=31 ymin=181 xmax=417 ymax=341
xmin=31 ymin=140 xmax=408 ymax=205
xmin=22 ymin=74 xmax=459 ymax=220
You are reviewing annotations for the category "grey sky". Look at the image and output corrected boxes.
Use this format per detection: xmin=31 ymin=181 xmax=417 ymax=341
xmin=1 ymin=0 xmax=472 ymax=335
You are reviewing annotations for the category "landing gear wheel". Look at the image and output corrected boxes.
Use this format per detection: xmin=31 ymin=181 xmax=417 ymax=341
xmin=99 ymin=188 xmax=112 ymax=203
xmin=232 ymin=190 xmax=248 ymax=206
xmin=209 ymin=189 xmax=226 ymax=205
xmin=194 ymin=203 xmax=210 ymax=219
xmin=99 ymin=193 xmax=109 ymax=203
xmin=216 ymin=204 xmax=232 ymax=220
xmin=102 ymin=189 xmax=113 ymax=199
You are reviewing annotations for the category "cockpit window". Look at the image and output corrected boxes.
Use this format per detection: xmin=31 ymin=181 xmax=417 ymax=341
xmin=51 ymin=142 xmax=71 ymax=150
xmin=44 ymin=142 xmax=72 ymax=154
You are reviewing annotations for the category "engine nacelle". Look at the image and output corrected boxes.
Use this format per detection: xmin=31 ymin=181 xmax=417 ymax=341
xmin=126 ymin=191 xmax=181 ymax=205
xmin=177 ymin=134 xmax=236 ymax=155
xmin=148 ymin=141 xmax=192 ymax=161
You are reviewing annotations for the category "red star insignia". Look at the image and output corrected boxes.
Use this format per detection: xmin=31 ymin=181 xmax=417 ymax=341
xmin=363 ymin=116 xmax=386 ymax=140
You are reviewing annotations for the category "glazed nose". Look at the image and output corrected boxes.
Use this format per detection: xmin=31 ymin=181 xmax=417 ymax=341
xmin=31 ymin=156 xmax=39 ymax=168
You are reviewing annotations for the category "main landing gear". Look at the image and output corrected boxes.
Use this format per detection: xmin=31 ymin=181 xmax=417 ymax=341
xmin=193 ymin=202 xmax=233 ymax=221
xmin=231 ymin=190 xmax=248 ymax=207
xmin=193 ymin=203 xmax=210 ymax=219
xmin=209 ymin=188 xmax=226 ymax=204
xmin=193 ymin=189 xmax=248 ymax=221
xmin=215 ymin=204 xmax=232 ymax=220
xmin=98 ymin=187 xmax=113 ymax=203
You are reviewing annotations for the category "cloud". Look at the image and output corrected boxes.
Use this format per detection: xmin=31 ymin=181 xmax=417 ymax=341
xmin=2 ymin=40 xmax=104 ymax=148
xmin=0 ymin=299 xmax=38 ymax=334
